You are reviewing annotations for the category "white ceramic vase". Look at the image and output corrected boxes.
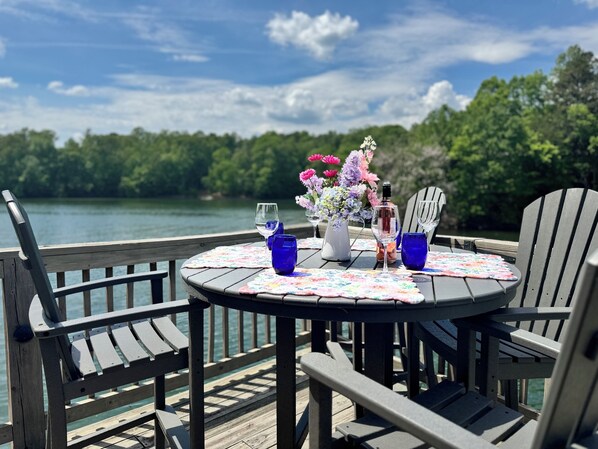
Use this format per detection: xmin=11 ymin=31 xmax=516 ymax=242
xmin=321 ymin=220 xmax=351 ymax=261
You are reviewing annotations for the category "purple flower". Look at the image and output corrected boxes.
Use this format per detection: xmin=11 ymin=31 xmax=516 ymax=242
xmin=338 ymin=151 xmax=362 ymax=187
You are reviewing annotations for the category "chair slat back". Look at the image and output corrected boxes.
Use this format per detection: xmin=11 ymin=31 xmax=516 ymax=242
xmin=514 ymin=189 xmax=598 ymax=340
xmin=531 ymin=250 xmax=598 ymax=449
xmin=2 ymin=190 xmax=79 ymax=378
xmin=403 ymin=187 xmax=446 ymax=244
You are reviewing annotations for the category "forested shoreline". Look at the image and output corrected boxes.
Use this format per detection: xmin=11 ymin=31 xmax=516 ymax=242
xmin=1 ymin=46 xmax=596 ymax=229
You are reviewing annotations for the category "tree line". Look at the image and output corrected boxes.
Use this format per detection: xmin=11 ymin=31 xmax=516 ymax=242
xmin=1 ymin=45 xmax=596 ymax=229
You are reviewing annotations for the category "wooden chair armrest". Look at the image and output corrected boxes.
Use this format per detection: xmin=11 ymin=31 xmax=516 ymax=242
xmin=301 ymin=352 xmax=494 ymax=449
xmin=53 ymin=271 xmax=168 ymax=297
xmin=29 ymin=297 xmax=207 ymax=338
xmin=453 ymin=318 xmax=561 ymax=359
xmin=479 ymin=307 xmax=571 ymax=322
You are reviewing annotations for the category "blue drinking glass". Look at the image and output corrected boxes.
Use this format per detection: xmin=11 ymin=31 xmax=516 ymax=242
xmin=267 ymin=221 xmax=284 ymax=250
xmin=401 ymin=232 xmax=428 ymax=270
xmin=271 ymin=234 xmax=297 ymax=275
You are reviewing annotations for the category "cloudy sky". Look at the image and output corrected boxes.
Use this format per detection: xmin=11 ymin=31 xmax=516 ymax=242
xmin=1 ymin=0 xmax=597 ymax=143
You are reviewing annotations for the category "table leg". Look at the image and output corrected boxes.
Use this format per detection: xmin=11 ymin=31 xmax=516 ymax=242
xmin=363 ymin=323 xmax=393 ymax=387
xmin=311 ymin=320 xmax=327 ymax=353
xmin=407 ymin=322 xmax=420 ymax=398
xmin=276 ymin=316 xmax=296 ymax=449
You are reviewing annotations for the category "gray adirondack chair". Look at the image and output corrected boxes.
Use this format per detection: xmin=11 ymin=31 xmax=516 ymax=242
xmin=2 ymin=190 xmax=207 ymax=449
xmin=394 ymin=186 xmax=447 ymax=379
xmin=302 ymin=247 xmax=598 ymax=449
xmin=414 ymin=188 xmax=598 ymax=407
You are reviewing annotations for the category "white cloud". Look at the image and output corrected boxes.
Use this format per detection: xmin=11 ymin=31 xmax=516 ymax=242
xmin=122 ymin=7 xmax=208 ymax=63
xmin=0 ymin=77 xmax=18 ymax=88
xmin=2 ymin=6 xmax=598 ymax=144
xmin=267 ymin=10 xmax=358 ymax=60
xmin=575 ymin=0 xmax=598 ymax=8
xmin=47 ymin=81 xmax=90 ymax=96
xmin=423 ymin=81 xmax=471 ymax=111
xmin=379 ymin=81 xmax=470 ymax=127
xmin=172 ymin=53 xmax=208 ymax=63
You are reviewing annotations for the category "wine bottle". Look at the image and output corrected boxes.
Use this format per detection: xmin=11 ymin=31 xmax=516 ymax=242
xmin=376 ymin=181 xmax=399 ymax=263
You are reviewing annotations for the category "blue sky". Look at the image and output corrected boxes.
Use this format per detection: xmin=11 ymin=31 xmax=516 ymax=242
xmin=1 ymin=0 xmax=597 ymax=143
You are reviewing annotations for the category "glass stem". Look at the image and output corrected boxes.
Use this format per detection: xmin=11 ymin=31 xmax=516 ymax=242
xmin=383 ymin=246 xmax=388 ymax=273
xmin=313 ymin=225 xmax=317 ymax=239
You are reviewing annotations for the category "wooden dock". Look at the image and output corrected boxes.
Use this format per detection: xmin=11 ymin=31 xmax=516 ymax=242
xmin=70 ymin=351 xmax=356 ymax=449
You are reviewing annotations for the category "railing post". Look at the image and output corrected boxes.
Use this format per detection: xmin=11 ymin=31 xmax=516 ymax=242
xmin=2 ymin=257 xmax=45 ymax=448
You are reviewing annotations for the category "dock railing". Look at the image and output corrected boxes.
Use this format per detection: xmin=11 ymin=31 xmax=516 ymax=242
xmin=0 ymin=226 xmax=518 ymax=449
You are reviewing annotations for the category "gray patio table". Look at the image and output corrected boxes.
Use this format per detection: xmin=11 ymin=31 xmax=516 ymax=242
xmin=181 ymin=244 xmax=521 ymax=449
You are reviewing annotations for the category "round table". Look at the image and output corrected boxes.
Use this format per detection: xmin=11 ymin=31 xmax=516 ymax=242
xmin=181 ymin=244 xmax=521 ymax=449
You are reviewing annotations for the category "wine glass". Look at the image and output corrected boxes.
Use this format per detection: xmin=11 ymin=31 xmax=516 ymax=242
xmin=255 ymin=203 xmax=279 ymax=251
xmin=305 ymin=209 xmax=321 ymax=239
xmin=371 ymin=204 xmax=400 ymax=275
xmin=417 ymin=200 xmax=440 ymax=247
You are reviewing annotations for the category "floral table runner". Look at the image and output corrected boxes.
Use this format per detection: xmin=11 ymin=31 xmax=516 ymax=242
xmin=297 ymin=237 xmax=378 ymax=252
xmin=239 ymin=268 xmax=425 ymax=303
xmin=183 ymin=246 xmax=271 ymax=269
xmin=410 ymin=252 xmax=518 ymax=281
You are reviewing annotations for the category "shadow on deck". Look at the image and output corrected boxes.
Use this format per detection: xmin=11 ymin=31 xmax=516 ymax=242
xmin=71 ymin=353 xmax=355 ymax=449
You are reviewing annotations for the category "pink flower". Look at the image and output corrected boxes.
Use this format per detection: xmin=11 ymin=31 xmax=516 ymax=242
xmin=300 ymin=169 xmax=316 ymax=182
xmin=322 ymin=155 xmax=341 ymax=165
xmin=367 ymin=188 xmax=380 ymax=207
xmin=362 ymin=171 xmax=379 ymax=189
xmin=308 ymin=153 xmax=324 ymax=162
xmin=323 ymin=169 xmax=338 ymax=178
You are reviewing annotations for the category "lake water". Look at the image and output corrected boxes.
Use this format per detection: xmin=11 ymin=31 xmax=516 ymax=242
xmin=0 ymin=197 xmax=535 ymax=429
xmin=0 ymin=197 xmax=310 ymax=248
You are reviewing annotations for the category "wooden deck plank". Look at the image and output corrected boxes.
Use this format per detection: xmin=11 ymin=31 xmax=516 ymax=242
xmin=69 ymin=349 xmax=354 ymax=449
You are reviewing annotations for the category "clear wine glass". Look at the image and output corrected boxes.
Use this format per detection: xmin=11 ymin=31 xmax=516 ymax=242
xmin=255 ymin=203 xmax=279 ymax=251
xmin=371 ymin=204 xmax=400 ymax=276
xmin=305 ymin=209 xmax=321 ymax=239
xmin=417 ymin=200 xmax=440 ymax=247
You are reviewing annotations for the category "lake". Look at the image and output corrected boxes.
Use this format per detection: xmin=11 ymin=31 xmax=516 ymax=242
xmin=0 ymin=197 xmax=311 ymax=248
xmin=0 ymin=197 xmax=531 ymax=428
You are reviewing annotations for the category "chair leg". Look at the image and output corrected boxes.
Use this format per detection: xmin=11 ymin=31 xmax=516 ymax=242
xmin=503 ymin=380 xmax=518 ymax=410
xmin=438 ymin=355 xmax=447 ymax=376
xmin=519 ymin=379 xmax=529 ymax=405
xmin=154 ymin=374 xmax=166 ymax=449
xmin=189 ymin=304 xmax=206 ymax=449
xmin=352 ymin=323 xmax=364 ymax=418
xmin=40 ymin=340 xmax=68 ymax=449
xmin=423 ymin=345 xmax=438 ymax=388
xmin=479 ymin=334 xmax=499 ymax=402
xmin=309 ymin=377 xmax=332 ymax=449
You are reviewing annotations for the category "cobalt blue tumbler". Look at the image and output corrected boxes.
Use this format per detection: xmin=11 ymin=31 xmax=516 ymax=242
xmin=271 ymin=234 xmax=297 ymax=275
xmin=401 ymin=232 xmax=428 ymax=270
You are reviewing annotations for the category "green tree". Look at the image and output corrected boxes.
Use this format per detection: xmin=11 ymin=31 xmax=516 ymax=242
xmin=448 ymin=77 xmax=539 ymax=228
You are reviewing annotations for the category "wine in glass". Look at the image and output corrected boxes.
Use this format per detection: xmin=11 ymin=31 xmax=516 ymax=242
xmin=305 ymin=209 xmax=321 ymax=239
xmin=255 ymin=203 xmax=279 ymax=251
xmin=371 ymin=204 xmax=400 ymax=275
xmin=417 ymin=200 xmax=440 ymax=246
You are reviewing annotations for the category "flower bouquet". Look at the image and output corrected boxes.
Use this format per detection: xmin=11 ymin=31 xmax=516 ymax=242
xmin=295 ymin=135 xmax=380 ymax=227
xmin=295 ymin=136 xmax=381 ymax=261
